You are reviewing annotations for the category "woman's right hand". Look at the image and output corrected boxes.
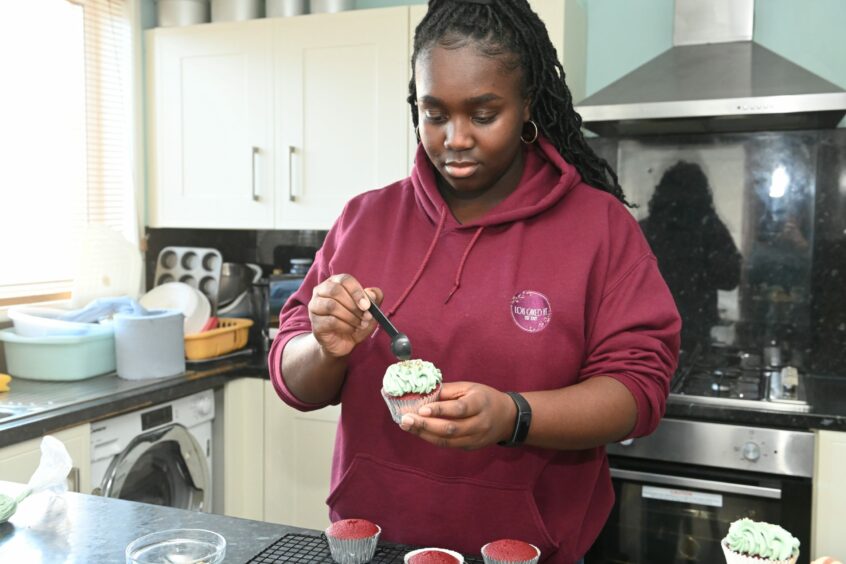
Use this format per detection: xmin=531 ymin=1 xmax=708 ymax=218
xmin=308 ymin=274 xmax=383 ymax=358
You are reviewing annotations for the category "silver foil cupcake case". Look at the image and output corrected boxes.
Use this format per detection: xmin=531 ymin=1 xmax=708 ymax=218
xmin=154 ymin=246 xmax=223 ymax=312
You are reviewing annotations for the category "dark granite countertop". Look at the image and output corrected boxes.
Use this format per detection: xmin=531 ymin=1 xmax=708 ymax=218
xmin=0 ymin=356 xmax=268 ymax=448
xmin=1 ymin=352 xmax=845 ymax=449
xmin=0 ymin=480 xmax=296 ymax=563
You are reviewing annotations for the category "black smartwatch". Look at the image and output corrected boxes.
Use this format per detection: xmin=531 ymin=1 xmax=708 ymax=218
xmin=498 ymin=391 xmax=532 ymax=447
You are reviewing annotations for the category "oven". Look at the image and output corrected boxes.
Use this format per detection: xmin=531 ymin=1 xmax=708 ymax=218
xmin=585 ymin=418 xmax=814 ymax=564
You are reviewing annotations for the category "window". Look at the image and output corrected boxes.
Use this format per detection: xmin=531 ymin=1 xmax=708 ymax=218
xmin=0 ymin=0 xmax=137 ymax=306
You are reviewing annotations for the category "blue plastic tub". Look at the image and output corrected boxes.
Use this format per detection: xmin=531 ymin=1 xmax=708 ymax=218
xmin=0 ymin=326 xmax=116 ymax=381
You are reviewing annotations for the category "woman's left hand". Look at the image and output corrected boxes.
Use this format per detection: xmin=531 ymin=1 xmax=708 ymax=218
xmin=399 ymin=382 xmax=516 ymax=450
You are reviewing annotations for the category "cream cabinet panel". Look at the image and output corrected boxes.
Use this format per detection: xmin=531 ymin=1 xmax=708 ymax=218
xmin=274 ymin=8 xmax=410 ymax=230
xmin=812 ymin=430 xmax=846 ymax=559
xmin=146 ymin=22 xmax=275 ymax=228
xmin=220 ymin=377 xmax=265 ymax=521
xmin=0 ymin=424 xmax=91 ymax=494
xmin=264 ymin=380 xmax=339 ymax=530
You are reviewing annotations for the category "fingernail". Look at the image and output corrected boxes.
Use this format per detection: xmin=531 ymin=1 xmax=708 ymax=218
xmin=400 ymin=415 xmax=414 ymax=428
xmin=419 ymin=407 xmax=431 ymax=416
xmin=363 ymin=312 xmax=372 ymax=321
xmin=359 ymin=298 xmax=370 ymax=310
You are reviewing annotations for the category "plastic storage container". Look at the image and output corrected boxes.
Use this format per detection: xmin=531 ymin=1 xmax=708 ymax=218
xmin=211 ymin=0 xmax=263 ymax=21
xmin=266 ymin=0 xmax=306 ymax=17
xmin=114 ymin=309 xmax=186 ymax=380
xmin=310 ymin=0 xmax=354 ymax=13
xmin=0 ymin=327 xmax=116 ymax=381
xmin=157 ymin=0 xmax=210 ymax=27
xmin=184 ymin=318 xmax=253 ymax=360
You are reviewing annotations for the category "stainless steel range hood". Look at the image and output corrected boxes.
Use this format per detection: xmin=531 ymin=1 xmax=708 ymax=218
xmin=575 ymin=0 xmax=846 ymax=136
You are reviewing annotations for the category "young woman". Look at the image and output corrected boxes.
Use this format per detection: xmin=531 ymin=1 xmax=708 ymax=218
xmin=269 ymin=1 xmax=680 ymax=562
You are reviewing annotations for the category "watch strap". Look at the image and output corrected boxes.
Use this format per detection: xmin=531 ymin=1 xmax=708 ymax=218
xmin=498 ymin=391 xmax=532 ymax=447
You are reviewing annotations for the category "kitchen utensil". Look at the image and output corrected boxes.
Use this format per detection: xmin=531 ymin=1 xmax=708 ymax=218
xmin=139 ymin=282 xmax=211 ymax=335
xmin=153 ymin=246 xmax=223 ymax=314
xmin=211 ymin=0 xmax=263 ymax=22
xmin=266 ymin=0 xmax=306 ymax=17
xmin=310 ymin=0 xmax=354 ymax=13
xmin=218 ymin=263 xmax=259 ymax=307
xmin=368 ymin=301 xmax=412 ymax=360
xmin=126 ymin=529 xmax=226 ymax=564
xmin=156 ymin=0 xmax=210 ymax=27
xmin=0 ymin=326 xmax=116 ymax=381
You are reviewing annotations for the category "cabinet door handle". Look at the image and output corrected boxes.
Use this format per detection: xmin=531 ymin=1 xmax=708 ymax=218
xmin=288 ymin=145 xmax=296 ymax=202
xmin=251 ymin=146 xmax=260 ymax=202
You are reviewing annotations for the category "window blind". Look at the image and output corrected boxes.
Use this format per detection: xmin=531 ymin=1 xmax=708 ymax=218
xmin=0 ymin=0 xmax=136 ymax=305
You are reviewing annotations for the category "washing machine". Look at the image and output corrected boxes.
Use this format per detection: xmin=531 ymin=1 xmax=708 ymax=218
xmin=90 ymin=389 xmax=214 ymax=512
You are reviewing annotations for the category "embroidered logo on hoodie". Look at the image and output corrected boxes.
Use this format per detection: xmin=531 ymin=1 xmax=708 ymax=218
xmin=510 ymin=290 xmax=551 ymax=333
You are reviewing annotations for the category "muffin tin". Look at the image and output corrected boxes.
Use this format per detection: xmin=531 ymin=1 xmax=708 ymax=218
xmin=154 ymin=246 xmax=223 ymax=312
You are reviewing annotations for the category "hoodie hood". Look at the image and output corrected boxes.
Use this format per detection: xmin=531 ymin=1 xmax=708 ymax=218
xmin=410 ymin=135 xmax=582 ymax=229
xmin=380 ymin=136 xmax=584 ymax=311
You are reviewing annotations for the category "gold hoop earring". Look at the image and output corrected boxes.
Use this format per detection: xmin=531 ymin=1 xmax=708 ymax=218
xmin=521 ymin=120 xmax=539 ymax=144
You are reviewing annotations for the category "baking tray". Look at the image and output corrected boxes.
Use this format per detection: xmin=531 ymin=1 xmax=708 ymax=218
xmin=247 ymin=533 xmax=484 ymax=563
xmin=154 ymin=246 xmax=222 ymax=313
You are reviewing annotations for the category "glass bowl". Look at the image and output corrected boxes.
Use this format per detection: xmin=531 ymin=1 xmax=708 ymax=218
xmin=126 ymin=528 xmax=226 ymax=564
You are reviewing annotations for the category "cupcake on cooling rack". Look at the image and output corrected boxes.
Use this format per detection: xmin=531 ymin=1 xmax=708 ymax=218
xmin=481 ymin=539 xmax=540 ymax=564
xmin=325 ymin=518 xmax=381 ymax=564
xmin=404 ymin=547 xmax=464 ymax=563
xmin=721 ymin=518 xmax=800 ymax=564
xmin=381 ymin=359 xmax=443 ymax=424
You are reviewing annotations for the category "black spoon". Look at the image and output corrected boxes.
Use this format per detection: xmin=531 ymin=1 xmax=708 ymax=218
xmin=368 ymin=301 xmax=412 ymax=360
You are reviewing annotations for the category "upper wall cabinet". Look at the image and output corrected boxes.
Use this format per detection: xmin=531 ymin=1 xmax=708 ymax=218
xmin=146 ymin=22 xmax=275 ymax=228
xmin=146 ymin=8 xmax=409 ymax=230
xmin=273 ymin=8 xmax=410 ymax=230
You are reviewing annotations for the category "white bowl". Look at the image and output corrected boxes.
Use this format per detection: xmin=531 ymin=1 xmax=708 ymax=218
xmin=8 ymin=306 xmax=99 ymax=337
xmin=126 ymin=528 xmax=225 ymax=564
xmin=139 ymin=282 xmax=211 ymax=335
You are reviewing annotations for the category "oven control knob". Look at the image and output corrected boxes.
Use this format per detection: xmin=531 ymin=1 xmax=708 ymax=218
xmin=742 ymin=441 xmax=761 ymax=462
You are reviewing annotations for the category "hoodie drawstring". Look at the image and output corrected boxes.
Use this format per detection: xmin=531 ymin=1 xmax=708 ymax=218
xmin=384 ymin=205 xmax=448 ymax=317
xmin=445 ymin=226 xmax=484 ymax=304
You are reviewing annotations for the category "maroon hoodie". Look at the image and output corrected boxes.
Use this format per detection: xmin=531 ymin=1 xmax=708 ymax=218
xmin=269 ymin=138 xmax=680 ymax=563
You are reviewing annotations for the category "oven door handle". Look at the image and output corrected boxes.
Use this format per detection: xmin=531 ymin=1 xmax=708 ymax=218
xmin=610 ymin=468 xmax=782 ymax=500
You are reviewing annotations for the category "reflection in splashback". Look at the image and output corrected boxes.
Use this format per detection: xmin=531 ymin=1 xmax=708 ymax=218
xmin=588 ymin=129 xmax=846 ymax=376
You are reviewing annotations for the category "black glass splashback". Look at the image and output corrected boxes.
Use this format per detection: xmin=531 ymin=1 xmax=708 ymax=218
xmin=588 ymin=129 xmax=846 ymax=376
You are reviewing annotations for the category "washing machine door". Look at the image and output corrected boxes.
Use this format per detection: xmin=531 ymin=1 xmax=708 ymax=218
xmin=99 ymin=423 xmax=209 ymax=511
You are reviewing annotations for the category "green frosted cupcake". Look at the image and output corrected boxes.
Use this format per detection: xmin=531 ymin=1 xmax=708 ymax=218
xmin=381 ymin=359 xmax=442 ymax=424
xmin=721 ymin=518 xmax=800 ymax=564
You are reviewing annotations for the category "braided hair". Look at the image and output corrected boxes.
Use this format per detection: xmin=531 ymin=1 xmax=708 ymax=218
xmin=408 ymin=0 xmax=630 ymax=205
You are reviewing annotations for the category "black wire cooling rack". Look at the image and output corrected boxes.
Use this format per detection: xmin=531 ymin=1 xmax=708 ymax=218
xmin=247 ymin=533 xmax=485 ymax=563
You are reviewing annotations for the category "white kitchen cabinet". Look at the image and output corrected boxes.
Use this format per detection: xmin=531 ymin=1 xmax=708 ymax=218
xmin=146 ymin=21 xmax=275 ymax=229
xmin=263 ymin=379 xmax=339 ymax=530
xmin=146 ymin=8 xmax=409 ymax=231
xmin=812 ymin=429 xmax=846 ymax=558
xmin=273 ymin=8 xmax=411 ymax=230
xmin=0 ymin=424 xmax=91 ymax=494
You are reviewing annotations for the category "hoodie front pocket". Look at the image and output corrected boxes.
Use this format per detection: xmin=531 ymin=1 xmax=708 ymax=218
xmin=326 ymin=453 xmax=559 ymax=558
